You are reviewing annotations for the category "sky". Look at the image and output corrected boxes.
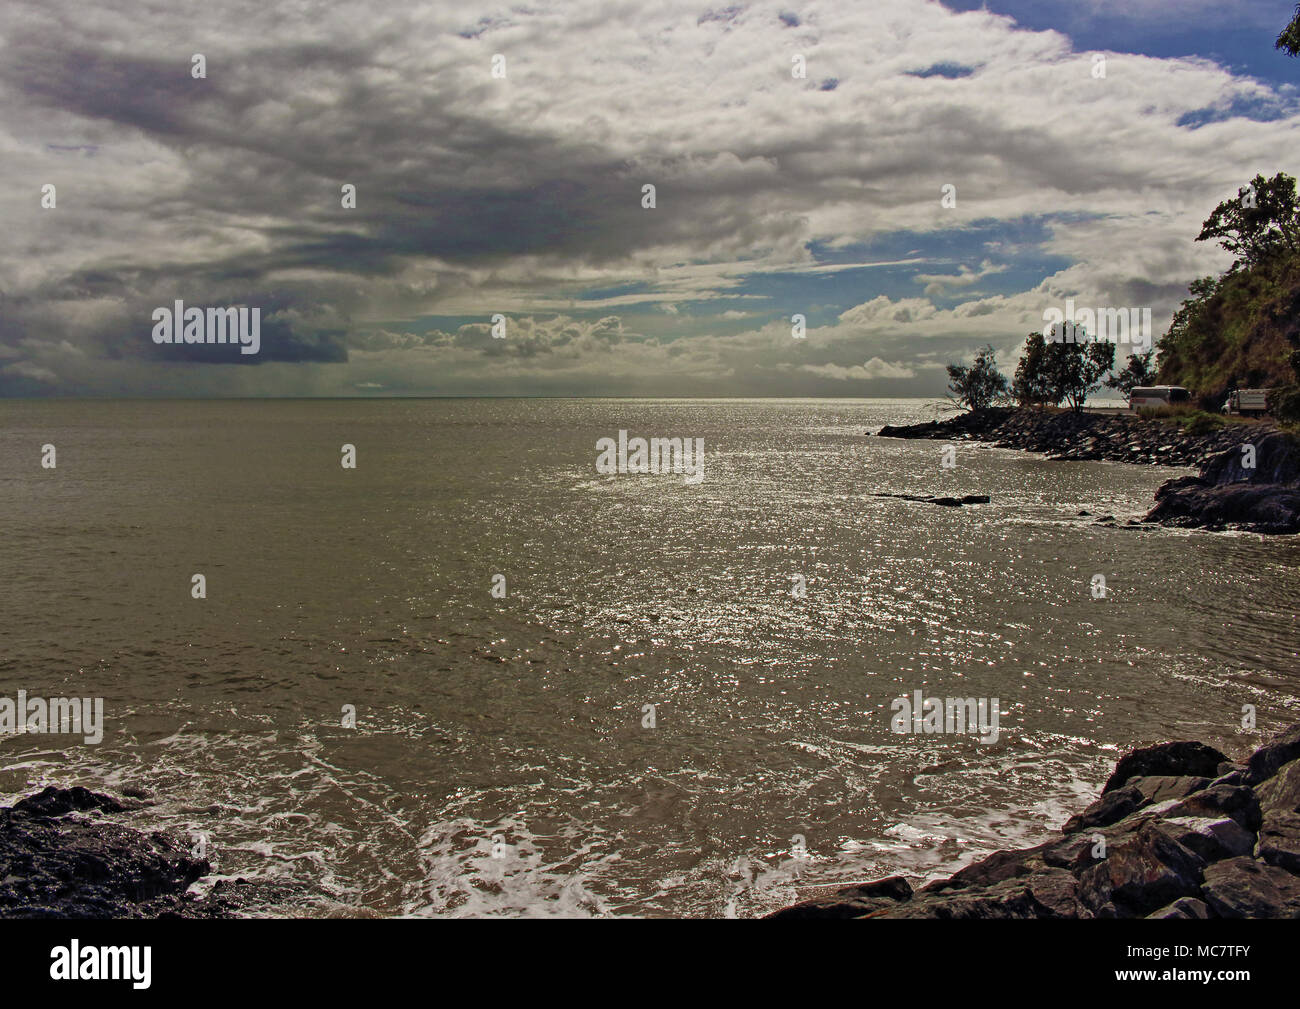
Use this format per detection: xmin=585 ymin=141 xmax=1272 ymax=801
xmin=1 ymin=0 xmax=1297 ymax=397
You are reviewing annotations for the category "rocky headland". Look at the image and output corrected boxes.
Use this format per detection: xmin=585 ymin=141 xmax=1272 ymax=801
xmin=770 ymin=722 xmax=1300 ymax=919
xmin=874 ymin=407 xmax=1300 ymax=534
xmin=0 ymin=785 xmax=291 ymax=918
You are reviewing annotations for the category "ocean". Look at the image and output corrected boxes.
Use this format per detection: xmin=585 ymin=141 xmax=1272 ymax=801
xmin=1 ymin=397 xmax=1297 ymax=917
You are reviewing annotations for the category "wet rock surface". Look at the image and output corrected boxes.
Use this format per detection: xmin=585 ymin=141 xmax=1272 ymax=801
xmin=874 ymin=408 xmax=1299 ymax=534
xmin=872 ymin=492 xmax=990 ymax=507
xmin=768 ymin=724 xmax=1300 ymax=919
xmin=0 ymin=786 xmax=293 ymax=918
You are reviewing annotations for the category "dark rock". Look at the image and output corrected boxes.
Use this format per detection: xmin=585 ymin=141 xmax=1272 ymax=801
xmin=0 ymin=786 xmax=287 ymax=918
xmin=1201 ymin=857 xmax=1300 ymax=918
xmin=872 ymin=492 xmax=991 ymax=508
xmin=1163 ymin=784 xmax=1262 ymax=832
xmin=1146 ymin=897 xmax=1211 ymax=919
xmin=1062 ymin=783 xmax=1150 ymax=834
xmin=1253 ymin=759 xmax=1300 ymax=873
xmin=1132 ymin=775 xmax=1213 ymax=805
xmin=1153 ymin=816 xmax=1256 ymax=862
xmin=1255 ymin=813 xmax=1300 ymax=874
xmin=767 ymin=722 xmax=1300 ymax=921
xmin=1102 ymin=741 xmax=1229 ymax=794
xmin=1144 ymin=433 xmax=1300 ymax=534
xmin=1212 ymin=768 xmax=1246 ymax=788
xmin=1144 ymin=480 xmax=1300 ymax=535
xmin=1244 ymin=725 xmax=1300 ymax=786
xmin=1077 ymin=821 xmax=1205 ymax=917
xmin=765 ymin=875 xmax=913 ymax=920
xmin=12 ymin=786 xmax=126 ymax=817
xmin=921 ymin=846 xmax=1048 ymax=893
xmin=1200 ymin=431 xmax=1300 ymax=486
xmin=881 ymin=869 xmax=1087 ymax=920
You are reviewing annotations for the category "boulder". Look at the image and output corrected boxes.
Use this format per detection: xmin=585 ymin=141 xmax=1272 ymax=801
xmin=1062 ymin=783 xmax=1149 ymax=834
xmin=1153 ymin=816 xmax=1256 ymax=862
xmin=1077 ymin=821 xmax=1205 ymax=917
xmin=1162 ymin=784 xmax=1261 ymax=832
xmin=765 ymin=875 xmax=913 ymax=920
xmin=1253 ymin=758 xmax=1300 ymax=873
xmin=1201 ymin=857 xmax=1300 ymax=918
xmin=1102 ymin=741 xmax=1228 ymax=793
xmin=12 ymin=785 xmax=127 ymax=817
xmin=1255 ymin=813 xmax=1300 ymax=874
xmin=880 ymin=869 xmax=1087 ymax=920
xmin=1146 ymin=897 xmax=1211 ymax=919
xmin=1244 ymin=726 xmax=1300 ymax=786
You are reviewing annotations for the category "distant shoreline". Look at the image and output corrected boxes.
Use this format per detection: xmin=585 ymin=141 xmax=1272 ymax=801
xmin=874 ymin=407 xmax=1300 ymax=534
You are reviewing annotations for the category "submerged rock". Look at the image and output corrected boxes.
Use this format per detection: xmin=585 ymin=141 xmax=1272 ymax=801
xmin=767 ymin=723 xmax=1300 ymax=919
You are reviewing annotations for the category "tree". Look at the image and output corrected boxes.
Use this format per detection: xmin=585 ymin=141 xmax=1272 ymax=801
xmin=1045 ymin=339 xmax=1116 ymax=413
xmin=946 ymin=344 xmax=1009 ymax=410
xmin=1012 ymin=332 xmax=1053 ymax=406
xmin=1196 ymin=172 xmax=1300 ymax=269
xmin=1105 ymin=349 xmax=1157 ymax=397
xmin=1278 ymin=5 xmax=1300 ymax=56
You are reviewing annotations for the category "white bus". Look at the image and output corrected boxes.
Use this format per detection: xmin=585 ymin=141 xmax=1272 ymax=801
xmin=1129 ymin=385 xmax=1191 ymax=409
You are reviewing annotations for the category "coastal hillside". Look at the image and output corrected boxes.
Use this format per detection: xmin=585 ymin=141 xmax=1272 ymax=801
xmin=1156 ymin=174 xmax=1300 ymax=415
xmin=1157 ymin=252 xmax=1300 ymax=408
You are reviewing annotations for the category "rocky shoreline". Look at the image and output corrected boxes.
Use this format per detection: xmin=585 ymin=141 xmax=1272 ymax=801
xmin=0 ymin=786 xmax=292 ymax=918
xmin=874 ymin=407 xmax=1300 ymax=534
xmin=770 ymin=722 xmax=1300 ymax=919
xmin=7 ymin=731 xmax=1300 ymax=920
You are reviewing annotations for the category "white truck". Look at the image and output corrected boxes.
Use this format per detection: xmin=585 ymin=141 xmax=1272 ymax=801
xmin=1223 ymin=389 xmax=1270 ymax=415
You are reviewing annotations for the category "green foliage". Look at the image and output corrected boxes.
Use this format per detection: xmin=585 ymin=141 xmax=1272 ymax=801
xmin=1181 ymin=411 xmax=1224 ymax=436
xmin=946 ymin=344 xmax=1009 ymax=410
xmin=1158 ymin=173 xmax=1300 ymax=409
xmin=1157 ymin=247 xmax=1300 ymax=407
xmin=1012 ymin=332 xmax=1115 ymax=412
xmin=1271 ymin=385 xmax=1300 ymax=425
xmin=1279 ymin=4 xmax=1300 ymax=56
xmin=1012 ymin=332 xmax=1052 ymax=406
xmin=1105 ymin=349 xmax=1157 ymax=397
xmin=1195 ymin=173 xmax=1300 ymax=270
xmin=1047 ymin=339 xmax=1116 ymax=412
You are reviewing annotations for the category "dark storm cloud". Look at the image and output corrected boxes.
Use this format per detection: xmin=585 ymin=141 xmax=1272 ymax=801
xmin=0 ymin=0 xmax=1294 ymax=395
